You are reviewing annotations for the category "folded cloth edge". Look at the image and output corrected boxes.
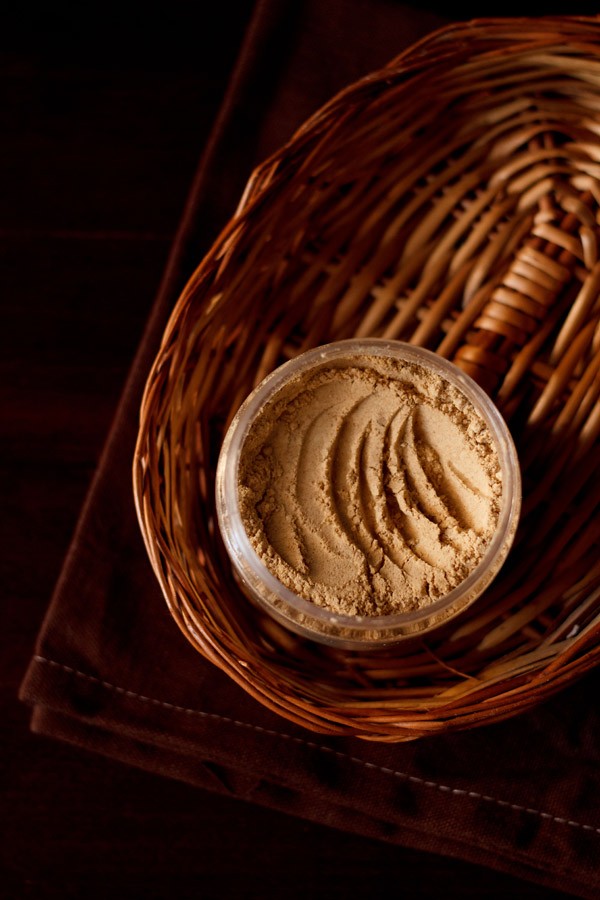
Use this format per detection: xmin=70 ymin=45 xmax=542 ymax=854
xmin=29 ymin=699 xmax=596 ymax=900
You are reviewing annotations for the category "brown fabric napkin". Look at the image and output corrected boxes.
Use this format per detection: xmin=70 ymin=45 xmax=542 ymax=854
xmin=20 ymin=3 xmax=600 ymax=897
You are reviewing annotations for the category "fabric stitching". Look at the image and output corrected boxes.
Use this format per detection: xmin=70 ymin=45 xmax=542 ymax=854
xmin=33 ymin=654 xmax=600 ymax=837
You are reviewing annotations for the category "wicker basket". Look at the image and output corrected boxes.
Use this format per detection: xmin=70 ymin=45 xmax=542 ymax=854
xmin=133 ymin=16 xmax=600 ymax=741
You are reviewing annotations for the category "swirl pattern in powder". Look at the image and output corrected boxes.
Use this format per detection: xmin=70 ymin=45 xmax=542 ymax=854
xmin=238 ymin=357 xmax=502 ymax=616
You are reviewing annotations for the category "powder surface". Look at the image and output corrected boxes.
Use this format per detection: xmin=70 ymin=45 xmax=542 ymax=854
xmin=238 ymin=356 xmax=502 ymax=617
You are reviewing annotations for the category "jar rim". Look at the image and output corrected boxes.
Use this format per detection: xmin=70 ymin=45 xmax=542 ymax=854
xmin=215 ymin=338 xmax=521 ymax=648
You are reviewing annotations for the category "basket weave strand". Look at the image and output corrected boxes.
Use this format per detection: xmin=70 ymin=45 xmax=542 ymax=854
xmin=134 ymin=16 xmax=600 ymax=740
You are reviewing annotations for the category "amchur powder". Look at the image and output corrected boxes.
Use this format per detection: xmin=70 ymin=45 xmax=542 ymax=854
xmin=238 ymin=355 xmax=502 ymax=617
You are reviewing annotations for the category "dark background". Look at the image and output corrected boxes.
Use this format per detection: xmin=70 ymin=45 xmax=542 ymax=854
xmin=3 ymin=3 xmax=595 ymax=897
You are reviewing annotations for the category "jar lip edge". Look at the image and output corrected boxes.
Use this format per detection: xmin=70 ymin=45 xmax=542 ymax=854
xmin=215 ymin=338 xmax=522 ymax=645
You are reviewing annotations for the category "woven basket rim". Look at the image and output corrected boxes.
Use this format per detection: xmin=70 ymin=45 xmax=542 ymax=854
xmin=134 ymin=14 xmax=600 ymax=740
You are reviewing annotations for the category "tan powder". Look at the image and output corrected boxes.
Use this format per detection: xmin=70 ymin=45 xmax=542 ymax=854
xmin=238 ymin=356 xmax=502 ymax=617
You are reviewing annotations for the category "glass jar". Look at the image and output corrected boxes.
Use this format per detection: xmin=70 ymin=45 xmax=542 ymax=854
xmin=216 ymin=339 xmax=521 ymax=649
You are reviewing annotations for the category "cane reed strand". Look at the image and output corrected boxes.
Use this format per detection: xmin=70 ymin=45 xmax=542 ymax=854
xmin=134 ymin=17 xmax=600 ymax=740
